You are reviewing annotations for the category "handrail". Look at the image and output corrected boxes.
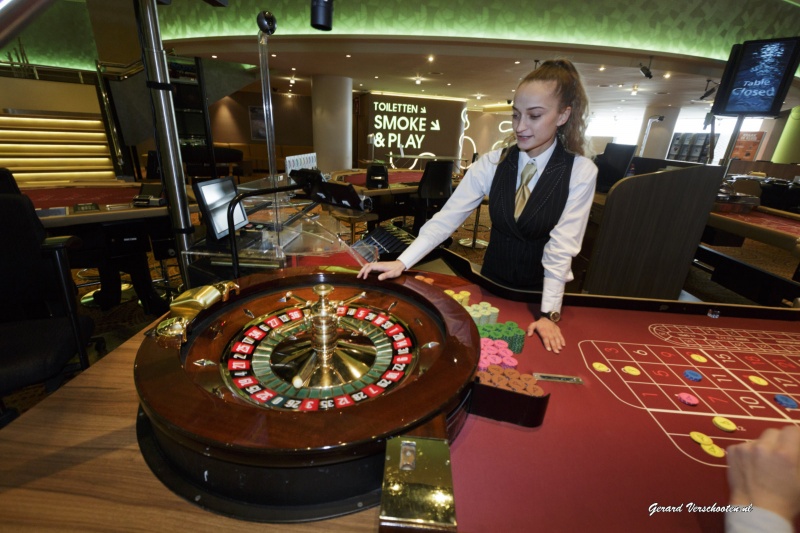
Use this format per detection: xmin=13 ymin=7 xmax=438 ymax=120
xmin=95 ymin=60 xmax=124 ymax=171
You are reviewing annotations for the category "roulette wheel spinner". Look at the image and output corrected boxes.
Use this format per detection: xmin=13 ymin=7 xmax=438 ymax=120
xmin=134 ymin=267 xmax=479 ymax=522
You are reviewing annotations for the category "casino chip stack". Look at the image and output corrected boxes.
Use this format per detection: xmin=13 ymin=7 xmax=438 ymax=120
xmin=478 ymin=338 xmax=518 ymax=371
xmin=465 ymin=302 xmax=500 ymax=325
xmin=475 ymin=364 xmax=545 ymax=397
xmin=477 ymin=321 xmax=525 ymax=354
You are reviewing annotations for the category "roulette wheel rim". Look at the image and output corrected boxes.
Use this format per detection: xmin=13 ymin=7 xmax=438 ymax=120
xmin=134 ymin=267 xmax=479 ymax=522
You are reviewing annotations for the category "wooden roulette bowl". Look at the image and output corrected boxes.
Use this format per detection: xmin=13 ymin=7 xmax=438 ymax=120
xmin=134 ymin=266 xmax=479 ymax=522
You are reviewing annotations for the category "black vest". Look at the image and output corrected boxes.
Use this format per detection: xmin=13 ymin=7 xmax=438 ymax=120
xmin=481 ymin=141 xmax=575 ymax=289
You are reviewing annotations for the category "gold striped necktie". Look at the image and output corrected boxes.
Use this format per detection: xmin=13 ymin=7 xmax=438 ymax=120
xmin=514 ymin=161 xmax=537 ymax=220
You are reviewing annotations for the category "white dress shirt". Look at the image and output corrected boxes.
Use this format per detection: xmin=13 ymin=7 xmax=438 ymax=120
xmin=725 ymin=507 xmax=793 ymax=533
xmin=397 ymin=141 xmax=597 ymax=314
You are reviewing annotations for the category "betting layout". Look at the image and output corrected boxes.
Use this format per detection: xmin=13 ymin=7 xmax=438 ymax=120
xmin=579 ymin=324 xmax=800 ymax=467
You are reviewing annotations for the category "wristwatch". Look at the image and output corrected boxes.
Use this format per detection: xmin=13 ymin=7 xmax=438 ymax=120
xmin=540 ymin=311 xmax=561 ymax=323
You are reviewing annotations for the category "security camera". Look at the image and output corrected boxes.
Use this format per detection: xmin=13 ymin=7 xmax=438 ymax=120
xmin=506 ymin=99 xmax=512 ymax=105
xmin=639 ymin=64 xmax=653 ymax=79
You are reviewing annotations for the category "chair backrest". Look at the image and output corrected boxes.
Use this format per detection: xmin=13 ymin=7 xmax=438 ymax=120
xmin=595 ymin=143 xmax=637 ymax=193
xmin=0 ymin=168 xmax=21 ymax=194
xmin=417 ymin=160 xmax=454 ymax=201
xmin=583 ymin=165 xmax=724 ymax=299
xmin=0 ymin=194 xmax=51 ymax=321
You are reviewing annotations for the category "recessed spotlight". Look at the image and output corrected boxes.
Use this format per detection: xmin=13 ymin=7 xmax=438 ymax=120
xmin=211 ymin=55 xmax=218 ymax=59
xmin=374 ymin=76 xmax=379 ymax=79
xmin=291 ymin=67 xmax=296 ymax=71
xmin=598 ymin=65 xmax=606 ymax=71
xmin=617 ymin=83 xmax=624 ymax=88
xmin=663 ymin=72 xmax=671 ymax=79
xmin=271 ymin=53 xmax=276 ymax=58
xmin=428 ymin=55 xmax=434 ymax=62
xmin=514 ymin=60 xmax=520 ymax=65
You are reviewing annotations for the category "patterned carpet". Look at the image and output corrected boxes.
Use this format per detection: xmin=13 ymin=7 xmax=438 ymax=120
xmin=2 ymin=209 xmax=794 ymax=424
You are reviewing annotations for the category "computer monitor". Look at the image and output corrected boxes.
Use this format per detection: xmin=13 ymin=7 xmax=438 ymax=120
xmin=712 ymin=37 xmax=800 ymax=118
xmin=595 ymin=143 xmax=637 ymax=193
xmin=192 ymin=176 xmax=249 ymax=244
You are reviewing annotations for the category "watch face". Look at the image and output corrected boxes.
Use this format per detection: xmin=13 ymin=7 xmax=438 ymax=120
xmin=545 ymin=311 xmax=560 ymax=323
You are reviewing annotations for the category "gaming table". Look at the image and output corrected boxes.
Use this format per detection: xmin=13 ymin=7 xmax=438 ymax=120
xmin=24 ymin=184 xmax=175 ymax=314
xmin=331 ymin=170 xmax=423 ymax=230
xmin=706 ymin=206 xmax=800 ymax=281
xmin=0 ymin=257 xmax=798 ymax=532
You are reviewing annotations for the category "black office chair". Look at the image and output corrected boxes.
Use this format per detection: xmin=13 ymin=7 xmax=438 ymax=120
xmin=0 ymin=193 xmax=96 ymax=427
xmin=0 ymin=167 xmax=21 ymax=194
xmin=411 ymin=160 xmax=454 ymax=235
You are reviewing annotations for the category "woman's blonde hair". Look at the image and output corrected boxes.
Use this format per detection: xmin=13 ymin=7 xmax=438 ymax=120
xmin=506 ymin=58 xmax=591 ymax=157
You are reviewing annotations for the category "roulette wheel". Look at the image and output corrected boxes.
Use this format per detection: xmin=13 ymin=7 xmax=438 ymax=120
xmin=134 ymin=266 xmax=479 ymax=522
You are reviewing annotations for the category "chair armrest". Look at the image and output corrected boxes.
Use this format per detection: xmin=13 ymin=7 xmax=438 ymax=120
xmin=42 ymin=235 xmax=82 ymax=252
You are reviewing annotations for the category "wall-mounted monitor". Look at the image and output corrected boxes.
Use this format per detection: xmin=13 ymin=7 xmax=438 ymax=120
xmin=192 ymin=176 xmax=249 ymax=245
xmin=712 ymin=37 xmax=800 ymax=117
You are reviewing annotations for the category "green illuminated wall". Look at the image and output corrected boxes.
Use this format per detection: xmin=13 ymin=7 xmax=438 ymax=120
xmin=3 ymin=0 xmax=799 ymax=71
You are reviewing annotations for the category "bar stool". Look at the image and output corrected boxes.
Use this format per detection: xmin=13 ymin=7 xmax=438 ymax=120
xmin=458 ymin=196 xmax=489 ymax=249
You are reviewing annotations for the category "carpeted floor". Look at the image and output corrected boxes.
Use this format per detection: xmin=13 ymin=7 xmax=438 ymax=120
xmin=1 ymin=207 xmax=794 ymax=424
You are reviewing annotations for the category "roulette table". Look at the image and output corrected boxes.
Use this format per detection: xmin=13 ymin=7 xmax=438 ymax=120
xmin=1 ymin=254 xmax=799 ymax=532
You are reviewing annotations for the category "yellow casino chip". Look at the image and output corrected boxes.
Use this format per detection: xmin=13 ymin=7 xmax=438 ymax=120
xmin=701 ymin=443 xmax=726 ymax=458
xmin=748 ymin=375 xmax=769 ymax=387
xmin=622 ymin=366 xmax=641 ymax=376
xmin=690 ymin=353 xmax=708 ymax=363
xmin=712 ymin=416 xmax=737 ymax=433
xmin=592 ymin=362 xmax=611 ymax=373
xmin=690 ymin=431 xmax=713 ymax=446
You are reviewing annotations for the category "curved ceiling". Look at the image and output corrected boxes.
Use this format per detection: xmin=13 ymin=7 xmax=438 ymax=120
xmin=158 ymin=0 xmax=800 ymax=117
xmin=3 ymin=0 xmax=799 ymax=119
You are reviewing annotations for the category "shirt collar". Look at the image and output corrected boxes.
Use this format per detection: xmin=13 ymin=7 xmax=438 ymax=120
xmin=518 ymin=139 xmax=557 ymax=172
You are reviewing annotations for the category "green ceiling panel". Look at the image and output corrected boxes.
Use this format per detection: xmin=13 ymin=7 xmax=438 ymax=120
xmin=0 ymin=0 xmax=97 ymax=70
xmin=2 ymin=0 xmax=798 ymax=70
xmin=155 ymin=0 xmax=799 ymax=61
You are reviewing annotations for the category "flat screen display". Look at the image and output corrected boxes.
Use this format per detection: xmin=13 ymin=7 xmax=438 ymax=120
xmin=713 ymin=37 xmax=800 ymax=117
xmin=193 ymin=176 xmax=248 ymax=240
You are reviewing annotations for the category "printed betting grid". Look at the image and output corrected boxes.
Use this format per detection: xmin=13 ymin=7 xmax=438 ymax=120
xmin=579 ymin=324 xmax=800 ymax=467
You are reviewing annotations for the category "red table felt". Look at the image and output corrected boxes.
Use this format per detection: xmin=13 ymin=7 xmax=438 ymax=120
xmin=714 ymin=209 xmax=800 ymax=238
xmin=24 ymin=186 xmax=139 ymax=208
xmin=418 ymin=275 xmax=800 ymax=533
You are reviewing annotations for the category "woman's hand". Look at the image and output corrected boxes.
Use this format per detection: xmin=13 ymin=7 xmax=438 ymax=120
xmin=527 ymin=318 xmax=565 ymax=354
xmin=727 ymin=426 xmax=800 ymax=522
xmin=357 ymin=260 xmax=406 ymax=281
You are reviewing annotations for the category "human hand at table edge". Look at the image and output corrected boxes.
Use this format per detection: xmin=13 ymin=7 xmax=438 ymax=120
xmin=726 ymin=425 xmax=800 ymax=523
xmin=527 ymin=318 xmax=565 ymax=354
xmin=357 ymin=260 xmax=406 ymax=281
